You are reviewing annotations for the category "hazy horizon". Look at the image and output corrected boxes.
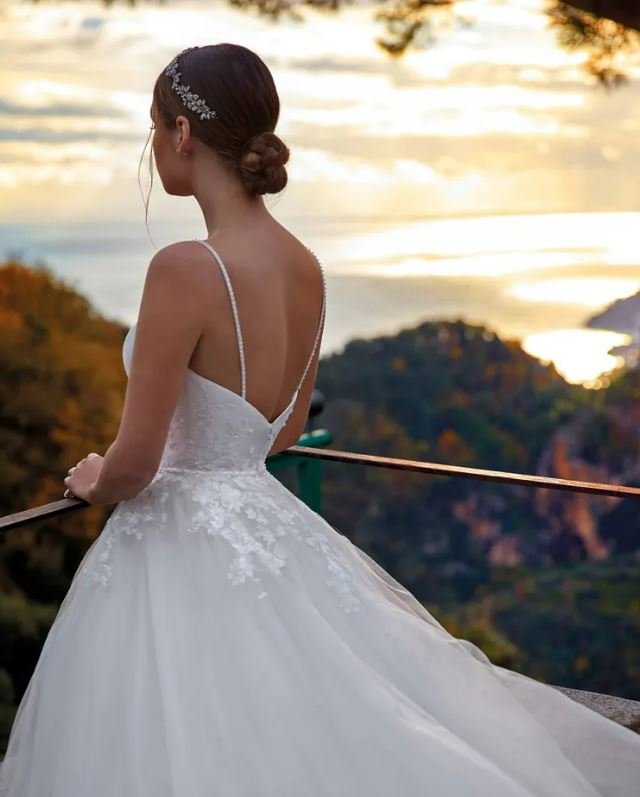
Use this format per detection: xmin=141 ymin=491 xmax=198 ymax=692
xmin=2 ymin=0 xmax=640 ymax=386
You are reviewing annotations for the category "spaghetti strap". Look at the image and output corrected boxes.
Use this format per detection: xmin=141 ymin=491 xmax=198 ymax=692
xmin=193 ymin=239 xmax=326 ymax=413
xmin=193 ymin=239 xmax=247 ymax=400
xmin=296 ymin=247 xmax=327 ymax=395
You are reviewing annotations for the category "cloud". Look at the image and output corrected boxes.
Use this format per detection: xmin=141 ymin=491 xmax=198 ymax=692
xmin=0 ymin=97 xmax=126 ymax=119
xmin=80 ymin=16 xmax=105 ymax=32
xmin=278 ymin=54 xmax=428 ymax=88
xmin=0 ymin=127 xmax=139 ymax=144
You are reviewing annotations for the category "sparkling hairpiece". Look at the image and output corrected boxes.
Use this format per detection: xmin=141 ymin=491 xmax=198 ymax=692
xmin=164 ymin=47 xmax=216 ymax=121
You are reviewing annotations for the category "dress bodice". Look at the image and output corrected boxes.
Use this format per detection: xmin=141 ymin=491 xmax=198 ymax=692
xmin=122 ymin=240 xmax=326 ymax=475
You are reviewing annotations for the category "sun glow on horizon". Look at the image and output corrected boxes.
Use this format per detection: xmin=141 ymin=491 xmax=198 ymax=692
xmin=522 ymin=329 xmax=631 ymax=385
xmin=509 ymin=278 xmax=640 ymax=307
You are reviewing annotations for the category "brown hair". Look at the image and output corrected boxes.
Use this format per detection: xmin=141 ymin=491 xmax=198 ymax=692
xmin=153 ymin=43 xmax=289 ymax=196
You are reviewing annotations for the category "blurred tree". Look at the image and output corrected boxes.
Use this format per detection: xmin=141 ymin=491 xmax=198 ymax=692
xmin=547 ymin=2 xmax=640 ymax=87
xmin=0 ymin=260 xmax=127 ymax=601
xmin=565 ymin=0 xmax=640 ymax=31
xmin=32 ymin=0 xmax=640 ymax=83
xmin=374 ymin=0 xmax=460 ymax=57
xmin=374 ymin=1 xmax=640 ymax=85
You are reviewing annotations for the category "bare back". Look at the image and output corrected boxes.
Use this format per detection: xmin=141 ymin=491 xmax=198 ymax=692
xmin=188 ymin=231 xmax=326 ymax=426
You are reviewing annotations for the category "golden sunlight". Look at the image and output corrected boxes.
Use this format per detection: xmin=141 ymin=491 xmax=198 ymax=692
xmin=522 ymin=329 xmax=631 ymax=385
xmin=509 ymin=278 xmax=640 ymax=307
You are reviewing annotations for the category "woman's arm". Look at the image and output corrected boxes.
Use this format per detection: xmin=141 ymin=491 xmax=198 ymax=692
xmin=65 ymin=242 xmax=207 ymax=505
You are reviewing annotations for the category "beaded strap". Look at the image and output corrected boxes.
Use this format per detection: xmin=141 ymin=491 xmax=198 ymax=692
xmin=296 ymin=247 xmax=326 ymax=394
xmin=193 ymin=240 xmax=326 ymax=402
xmin=194 ymin=240 xmax=247 ymax=399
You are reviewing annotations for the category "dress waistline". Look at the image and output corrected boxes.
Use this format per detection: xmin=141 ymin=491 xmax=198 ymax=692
xmin=156 ymin=463 xmax=269 ymax=477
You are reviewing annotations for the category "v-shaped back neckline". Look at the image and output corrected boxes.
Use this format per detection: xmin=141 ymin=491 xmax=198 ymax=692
xmin=124 ymin=240 xmax=325 ymax=433
xmin=186 ymin=364 xmax=300 ymax=429
xmin=125 ymin=322 xmax=299 ymax=430
xmin=192 ymin=237 xmax=326 ymax=430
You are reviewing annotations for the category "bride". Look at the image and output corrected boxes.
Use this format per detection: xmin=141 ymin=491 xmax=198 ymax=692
xmin=1 ymin=43 xmax=639 ymax=797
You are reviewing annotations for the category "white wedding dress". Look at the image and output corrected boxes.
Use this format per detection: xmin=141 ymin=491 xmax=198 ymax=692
xmin=1 ymin=240 xmax=639 ymax=796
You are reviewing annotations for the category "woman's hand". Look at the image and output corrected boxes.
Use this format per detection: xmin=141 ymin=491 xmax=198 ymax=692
xmin=64 ymin=453 xmax=104 ymax=504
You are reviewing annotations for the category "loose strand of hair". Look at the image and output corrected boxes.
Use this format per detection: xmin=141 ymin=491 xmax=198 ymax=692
xmin=137 ymin=126 xmax=158 ymax=250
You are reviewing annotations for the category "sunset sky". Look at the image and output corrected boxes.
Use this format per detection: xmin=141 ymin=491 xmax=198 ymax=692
xmin=1 ymin=0 xmax=640 ymax=385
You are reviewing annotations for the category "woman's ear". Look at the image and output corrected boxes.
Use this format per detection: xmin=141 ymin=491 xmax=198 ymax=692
xmin=175 ymin=115 xmax=192 ymax=155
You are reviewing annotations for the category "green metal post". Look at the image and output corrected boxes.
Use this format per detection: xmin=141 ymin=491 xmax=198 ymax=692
xmin=266 ymin=429 xmax=332 ymax=513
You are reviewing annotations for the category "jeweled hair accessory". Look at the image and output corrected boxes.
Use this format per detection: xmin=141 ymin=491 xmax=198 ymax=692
xmin=164 ymin=47 xmax=216 ymax=121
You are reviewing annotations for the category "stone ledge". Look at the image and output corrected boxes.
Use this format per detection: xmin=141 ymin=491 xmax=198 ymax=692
xmin=555 ymin=686 xmax=640 ymax=733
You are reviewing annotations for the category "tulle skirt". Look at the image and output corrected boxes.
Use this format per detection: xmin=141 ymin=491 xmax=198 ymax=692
xmin=1 ymin=467 xmax=639 ymax=796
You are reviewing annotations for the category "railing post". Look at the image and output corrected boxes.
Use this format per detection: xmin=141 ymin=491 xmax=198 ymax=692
xmin=265 ymin=388 xmax=332 ymax=513
xmin=267 ymin=429 xmax=332 ymax=513
xmin=295 ymin=430 xmax=332 ymax=513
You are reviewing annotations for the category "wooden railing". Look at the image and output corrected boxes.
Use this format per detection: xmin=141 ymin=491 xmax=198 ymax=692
xmin=2 ymin=445 xmax=640 ymax=533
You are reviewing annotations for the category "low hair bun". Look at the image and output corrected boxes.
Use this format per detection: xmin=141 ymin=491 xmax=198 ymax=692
xmin=238 ymin=131 xmax=289 ymax=196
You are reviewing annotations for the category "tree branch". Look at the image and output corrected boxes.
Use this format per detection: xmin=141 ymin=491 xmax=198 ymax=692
xmin=566 ymin=0 xmax=640 ymax=31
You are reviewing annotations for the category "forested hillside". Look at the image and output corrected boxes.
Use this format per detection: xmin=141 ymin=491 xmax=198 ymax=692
xmin=0 ymin=261 xmax=127 ymax=748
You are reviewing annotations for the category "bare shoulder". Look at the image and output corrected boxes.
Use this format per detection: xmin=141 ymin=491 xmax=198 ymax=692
xmin=202 ymin=228 xmax=320 ymax=275
xmin=137 ymin=240 xmax=233 ymax=328
xmin=146 ymin=240 xmax=221 ymax=286
xmin=148 ymin=233 xmax=323 ymax=308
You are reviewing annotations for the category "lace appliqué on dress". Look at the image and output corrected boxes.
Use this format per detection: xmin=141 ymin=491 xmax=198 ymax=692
xmin=82 ymin=478 xmax=172 ymax=588
xmin=83 ymin=467 xmax=361 ymax=614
